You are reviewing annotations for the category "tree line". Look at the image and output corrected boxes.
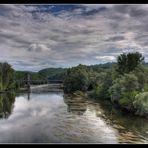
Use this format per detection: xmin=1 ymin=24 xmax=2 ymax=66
xmin=1 ymin=52 xmax=148 ymax=117
xmin=63 ymin=52 xmax=148 ymax=117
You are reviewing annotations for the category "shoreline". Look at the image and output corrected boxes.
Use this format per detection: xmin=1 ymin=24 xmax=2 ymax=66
xmin=67 ymin=90 xmax=148 ymax=119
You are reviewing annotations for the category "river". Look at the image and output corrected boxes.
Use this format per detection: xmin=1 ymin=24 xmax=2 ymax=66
xmin=0 ymin=91 xmax=148 ymax=143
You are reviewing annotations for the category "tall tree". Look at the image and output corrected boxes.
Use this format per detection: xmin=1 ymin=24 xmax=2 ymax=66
xmin=116 ymin=52 xmax=144 ymax=74
xmin=0 ymin=62 xmax=15 ymax=91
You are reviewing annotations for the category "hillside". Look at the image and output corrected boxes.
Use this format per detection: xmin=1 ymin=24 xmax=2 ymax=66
xmin=14 ymin=62 xmax=148 ymax=81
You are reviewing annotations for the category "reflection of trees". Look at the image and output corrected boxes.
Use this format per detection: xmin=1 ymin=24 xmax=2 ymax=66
xmin=63 ymin=94 xmax=87 ymax=115
xmin=91 ymin=99 xmax=148 ymax=143
xmin=0 ymin=92 xmax=15 ymax=119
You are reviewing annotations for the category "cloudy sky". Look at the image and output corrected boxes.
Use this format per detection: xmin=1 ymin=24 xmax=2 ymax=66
xmin=0 ymin=4 xmax=148 ymax=71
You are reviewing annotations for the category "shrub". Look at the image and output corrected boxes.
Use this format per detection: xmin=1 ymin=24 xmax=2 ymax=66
xmin=90 ymin=70 xmax=113 ymax=99
xmin=118 ymin=91 xmax=138 ymax=110
xmin=144 ymin=84 xmax=148 ymax=92
xmin=133 ymin=92 xmax=148 ymax=116
xmin=0 ymin=83 xmax=2 ymax=91
xmin=109 ymin=73 xmax=139 ymax=111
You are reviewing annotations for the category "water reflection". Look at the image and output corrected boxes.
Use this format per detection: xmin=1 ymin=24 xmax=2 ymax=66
xmin=27 ymin=92 xmax=30 ymax=101
xmin=63 ymin=94 xmax=87 ymax=115
xmin=63 ymin=94 xmax=118 ymax=143
xmin=0 ymin=92 xmax=15 ymax=119
xmin=64 ymin=94 xmax=148 ymax=143
xmin=0 ymin=91 xmax=148 ymax=143
xmin=90 ymin=99 xmax=148 ymax=143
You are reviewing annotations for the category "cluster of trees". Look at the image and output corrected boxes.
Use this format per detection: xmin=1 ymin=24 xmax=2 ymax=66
xmin=63 ymin=52 xmax=148 ymax=117
xmin=64 ymin=65 xmax=89 ymax=93
xmin=0 ymin=62 xmax=16 ymax=91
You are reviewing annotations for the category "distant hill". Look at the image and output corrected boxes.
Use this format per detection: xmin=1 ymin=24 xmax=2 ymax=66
xmin=15 ymin=68 xmax=67 ymax=81
xmin=38 ymin=68 xmax=67 ymax=80
xmin=87 ymin=62 xmax=116 ymax=71
xmin=14 ymin=62 xmax=148 ymax=81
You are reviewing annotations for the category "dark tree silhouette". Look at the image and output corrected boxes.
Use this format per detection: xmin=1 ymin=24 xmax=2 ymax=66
xmin=117 ymin=52 xmax=144 ymax=74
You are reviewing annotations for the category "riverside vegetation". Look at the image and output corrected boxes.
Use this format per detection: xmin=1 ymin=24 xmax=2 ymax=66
xmin=63 ymin=52 xmax=148 ymax=117
xmin=1 ymin=52 xmax=148 ymax=117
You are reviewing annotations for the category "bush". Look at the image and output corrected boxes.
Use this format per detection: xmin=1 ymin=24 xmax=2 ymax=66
xmin=109 ymin=73 xmax=139 ymax=109
xmin=90 ymin=70 xmax=113 ymax=99
xmin=0 ymin=83 xmax=2 ymax=91
xmin=132 ymin=65 xmax=148 ymax=91
xmin=118 ymin=91 xmax=138 ymax=110
xmin=144 ymin=84 xmax=148 ymax=92
xmin=133 ymin=92 xmax=148 ymax=116
xmin=91 ymin=84 xmax=103 ymax=98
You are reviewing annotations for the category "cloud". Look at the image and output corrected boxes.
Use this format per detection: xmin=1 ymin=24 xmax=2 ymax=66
xmin=95 ymin=56 xmax=116 ymax=62
xmin=28 ymin=43 xmax=50 ymax=52
xmin=0 ymin=4 xmax=148 ymax=71
xmin=105 ymin=36 xmax=125 ymax=42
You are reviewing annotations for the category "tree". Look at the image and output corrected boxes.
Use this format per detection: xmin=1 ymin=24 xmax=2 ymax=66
xmin=116 ymin=52 xmax=144 ymax=74
xmin=109 ymin=73 xmax=139 ymax=110
xmin=91 ymin=70 xmax=113 ymax=99
xmin=133 ymin=92 xmax=148 ymax=116
xmin=132 ymin=65 xmax=147 ymax=91
xmin=0 ymin=62 xmax=15 ymax=91
xmin=63 ymin=64 xmax=89 ymax=93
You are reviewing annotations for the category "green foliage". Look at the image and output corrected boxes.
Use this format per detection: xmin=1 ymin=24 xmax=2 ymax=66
xmin=109 ymin=73 xmax=139 ymax=109
xmin=15 ymin=68 xmax=66 ymax=82
xmin=91 ymin=70 xmax=113 ymax=99
xmin=87 ymin=62 xmax=116 ymax=73
xmin=91 ymin=84 xmax=103 ymax=98
xmin=12 ymin=51 xmax=148 ymax=117
xmin=39 ymin=68 xmax=66 ymax=80
xmin=131 ymin=65 xmax=148 ymax=91
xmin=116 ymin=52 xmax=144 ymax=74
xmin=64 ymin=64 xmax=89 ymax=93
xmin=144 ymin=84 xmax=148 ymax=92
xmin=0 ymin=83 xmax=2 ymax=90
xmin=0 ymin=62 xmax=15 ymax=91
xmin=133 ymin=92 xmax=148 ymax=116
xmin=118 ymin=91 xmax=138 ymax=110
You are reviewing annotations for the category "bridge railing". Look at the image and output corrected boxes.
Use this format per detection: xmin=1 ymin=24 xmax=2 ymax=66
xmin=16 ymin=80 xmax=63 ymax=85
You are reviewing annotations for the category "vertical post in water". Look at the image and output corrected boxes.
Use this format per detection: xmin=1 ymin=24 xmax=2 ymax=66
xmin=27 ymin=73 xmax=31 ymax=93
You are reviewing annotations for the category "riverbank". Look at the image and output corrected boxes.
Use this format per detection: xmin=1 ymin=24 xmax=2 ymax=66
xmin=67 ymin=90 xmax=148 ymax=119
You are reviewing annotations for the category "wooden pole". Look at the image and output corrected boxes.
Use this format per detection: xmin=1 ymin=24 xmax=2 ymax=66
xmin=27 ymin=73 xmax=31 ymax=93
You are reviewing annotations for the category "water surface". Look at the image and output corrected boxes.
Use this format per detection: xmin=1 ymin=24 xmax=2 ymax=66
xmin=0 ymin=91 xmax=148 ymax=143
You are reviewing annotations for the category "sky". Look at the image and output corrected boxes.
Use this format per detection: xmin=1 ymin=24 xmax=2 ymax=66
xmin=0 ymin=4 xmax=148 ymax=71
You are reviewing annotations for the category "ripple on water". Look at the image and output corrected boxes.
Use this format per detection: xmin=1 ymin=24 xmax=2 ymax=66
xmin=0 ymin=92 xmax=148 ymax=143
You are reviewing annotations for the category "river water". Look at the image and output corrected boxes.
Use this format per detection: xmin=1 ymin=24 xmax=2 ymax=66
xmin=0 ymin=91 xmax=148 ymax=143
